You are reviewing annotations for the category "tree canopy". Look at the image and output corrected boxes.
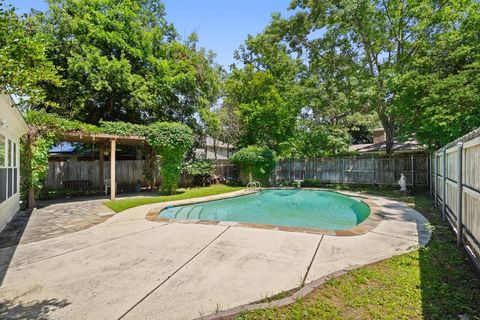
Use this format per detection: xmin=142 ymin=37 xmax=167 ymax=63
xmin=2 ymin=0 xmax=479 ymax=158
xmin=254 ymin=0 xmax=480 ymax=152
xmin=33 ymin=0 xmax=222 ymax=127
xmin=394 ymin=0 xmax=480 ymax=148
xmin=0 ymin=0 xmax=60 ymax=105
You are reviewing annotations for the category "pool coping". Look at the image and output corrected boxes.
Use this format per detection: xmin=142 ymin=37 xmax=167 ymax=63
xmin=146 ymin=188 xmax=384 ymax=236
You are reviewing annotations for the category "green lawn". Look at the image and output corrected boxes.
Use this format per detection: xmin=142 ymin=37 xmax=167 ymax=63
xmin=104 ymin=184 xmax=244 ymax=213
xmin=237 ymin=187 xmax=480 ymax=320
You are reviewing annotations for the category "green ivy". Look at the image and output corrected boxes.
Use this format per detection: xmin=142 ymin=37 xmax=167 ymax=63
xmin=25 ymin=110 xmax=102 ymax=133
xmin=20 ymin=132 xmax=56 ymax=202
xmin=145 ymin=122 xmax=194 ymax=194
xmin=231 ymin=146 xmax=276 ymax=185
xmin=22 ymin=111 xmax=194 ymax=204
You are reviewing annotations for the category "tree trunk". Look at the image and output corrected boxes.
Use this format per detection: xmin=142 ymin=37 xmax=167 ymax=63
xmin=213 ymin=138 xmax=217 ymax=160
xmin=381 ymin=116 xmax=396 ymax=154
xmin=24 ymin=135 xmax=36 ymax=209
xmin=204 ymin=136 xmax=208 ymax=159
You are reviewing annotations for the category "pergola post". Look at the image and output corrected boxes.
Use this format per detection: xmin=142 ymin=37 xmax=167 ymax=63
xmin=99 ymin=144 xmax=105 ymax=193
xmin=110 ymin=138 xmax=116 ymax=201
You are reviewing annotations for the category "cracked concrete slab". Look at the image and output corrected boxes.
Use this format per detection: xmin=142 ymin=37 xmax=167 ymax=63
xmin=0 ymin=191 xmax=430 ymax=320
xmin=1 ymin=224 xmax=227 ymax=320
xmin=123 ymin=227 xmax=321 ymax=320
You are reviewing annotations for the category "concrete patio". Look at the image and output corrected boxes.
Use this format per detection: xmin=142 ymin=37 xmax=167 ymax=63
xmin=0 ymin=191 xmax=431 ymax=320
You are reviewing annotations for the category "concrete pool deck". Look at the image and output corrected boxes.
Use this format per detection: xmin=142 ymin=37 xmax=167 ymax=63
xmin=0 ymin=190 xmax=431 ymax=320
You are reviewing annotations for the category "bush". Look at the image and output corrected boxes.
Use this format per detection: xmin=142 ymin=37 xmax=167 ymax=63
xmin=231 ymin=146 xmax=276 ymax=185
xmin=183 ymin=160 xmax=216 ymax=187
xmin=145 ymin=122 xmax=194 ymax=194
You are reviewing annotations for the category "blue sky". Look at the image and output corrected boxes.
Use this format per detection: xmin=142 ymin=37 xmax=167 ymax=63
xmin=5 ymin=0 xmax=292 ymax=67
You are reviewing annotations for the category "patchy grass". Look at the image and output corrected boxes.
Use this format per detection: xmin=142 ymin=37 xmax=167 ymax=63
xmin=104 ymin=184 xmax=244 ymax=213
xmin=237 ymin=187 xmax=480 ymax=320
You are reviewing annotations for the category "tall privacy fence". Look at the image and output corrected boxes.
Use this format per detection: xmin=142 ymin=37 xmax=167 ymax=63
xmin=275 ymin=155 xmax=429 ymax=188
xmin=44 ymin=159 xmax=237 ymax=191
xmin=45 ymin=155 xmax=429 ymax=191
xmin=431 ymin=128 xmax=480 ymax=270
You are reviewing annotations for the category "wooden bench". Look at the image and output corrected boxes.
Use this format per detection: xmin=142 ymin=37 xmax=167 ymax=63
xmin=63 ymin=180 xmax=93 ymax=190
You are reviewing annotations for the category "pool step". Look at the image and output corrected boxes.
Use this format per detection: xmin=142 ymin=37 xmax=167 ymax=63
xmin=175 ymin=207 xmax=192 ymax=220
xmin=188 ymin=206 xmax=203 ymax=220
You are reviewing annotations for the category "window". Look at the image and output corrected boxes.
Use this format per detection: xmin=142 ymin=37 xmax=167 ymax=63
xmin=0 ymin=168 xmax=5 ymax=203
xmin=0 ymin=134 xmax=5 ymax=203
xmin=0 ymin=136 xmax=19 ymax=204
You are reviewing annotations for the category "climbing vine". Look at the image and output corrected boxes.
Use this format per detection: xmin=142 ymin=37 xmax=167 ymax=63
xmin=231 ymin=146 xmax=276 ymax=185
xmin=100 ymin=120 xmax=194 ymax=194
xmin=144 ymin=122 xmax=194 ymax=194
xmin=22 ymin=111 xmax=194 ymax=206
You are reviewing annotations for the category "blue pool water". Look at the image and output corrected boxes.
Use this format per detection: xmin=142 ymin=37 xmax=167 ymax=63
xmin=159 ymin=189 xmax=370 ymax=230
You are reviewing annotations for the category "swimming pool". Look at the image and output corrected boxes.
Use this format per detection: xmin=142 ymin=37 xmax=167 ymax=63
xmin=159 ymin=189 xmax=370 ymax=230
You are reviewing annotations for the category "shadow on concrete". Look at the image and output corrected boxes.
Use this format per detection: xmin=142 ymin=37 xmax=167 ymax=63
xmin=0 ymin=297 xmax=70 ymax=320
xmin=36 ymin=190 xmax=163 ymax=207
xmin=0 ymin=210 xmax=32 ymax=285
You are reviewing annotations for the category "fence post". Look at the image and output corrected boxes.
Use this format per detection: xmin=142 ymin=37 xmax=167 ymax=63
xmin=456 ymin=142 xmax=463 ymax=246
xmin=411 ymin=155 xmax=415 ymax=191
xmin=342 ymin=158 xmax=346 ymax=184
xmin=372 ymin=156 xmax=376 ymax=186
xmin=434 ymin=152 xmax=438 ymax=207
xmin=442 ymin=148 xmax=447 ymax=221
xmin=429 ymin=155 xmax=432 ymax=195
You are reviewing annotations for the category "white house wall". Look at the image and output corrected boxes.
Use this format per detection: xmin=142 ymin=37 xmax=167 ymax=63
xmin=0 ymin=94 xmax=28 ymax=231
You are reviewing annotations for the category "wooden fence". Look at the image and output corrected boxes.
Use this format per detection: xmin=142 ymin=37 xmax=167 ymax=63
xmin=275 ymin=155 xmax=429 ymax=188
xmin=44 ymin=159 xmax=238 ymax=191
xmin=431 ymin=128 xmax=480 ymax=270
xmin=45 ymin=155 xmax=428 ymax=191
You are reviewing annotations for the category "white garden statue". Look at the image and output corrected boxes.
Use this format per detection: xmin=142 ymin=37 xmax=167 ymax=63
xmin=398 ymin=173 xmax=407 ymax=192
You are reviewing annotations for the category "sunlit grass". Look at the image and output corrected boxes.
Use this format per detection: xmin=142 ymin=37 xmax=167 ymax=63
xmin=104 ymin=184 xmax=244 ymax=213
xmin=236 ymin=188 xmax=480 ymax=320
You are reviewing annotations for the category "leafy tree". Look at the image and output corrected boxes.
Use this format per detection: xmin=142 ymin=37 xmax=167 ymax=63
xmin=199 ymin=108 xmax=221 ymax=159
xmin=222 ymin=22 xmax=304 ymax=152
xmin=394 ymin=1 xmax=480 ymax=148
xmin=277 ymin=0 xmax=471 ymax=153
xmin=279 ymin=120 xmax=351 ymax=159
xmin=217 ymin=102 xmax=241 ymax=151
xmin=35 ymin=0 xmax=221 ymax=126
xmin=231 ymin=146 xmax=277 ymax=185
xmin=225 ymin=11 xmax=378 ymax=156
xmin=0 ymin=0 xmax=60 ymax=105
xmin=224 ymin=65 xmax=299 ymax=151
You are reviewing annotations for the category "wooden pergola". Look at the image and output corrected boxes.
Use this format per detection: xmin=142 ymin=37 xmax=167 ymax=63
xmin=57 ymin=131 xmax=147 ymax=201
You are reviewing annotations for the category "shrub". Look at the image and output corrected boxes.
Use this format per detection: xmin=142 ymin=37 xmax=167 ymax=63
xmin=183 ymin=159 xmax=216 ymax=186
xmin=145 ymin=122 xmax=194 ymax=194
xmin=231 ymin=146 xmax=276 ymax=185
